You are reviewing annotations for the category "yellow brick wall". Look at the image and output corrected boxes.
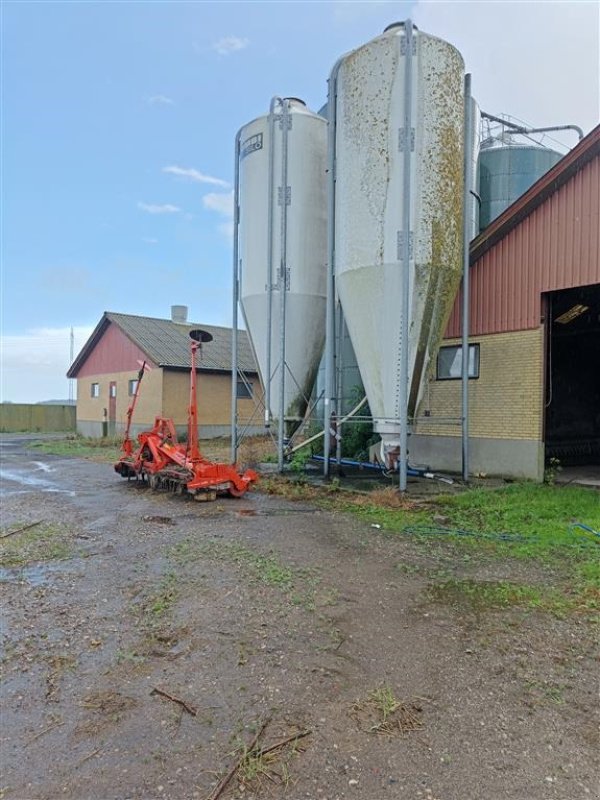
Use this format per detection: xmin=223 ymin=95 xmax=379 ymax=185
xmin=78 ymin=369 xmax=262 ymax=429
xmin=76 ymin=368 xmax=164 ymax=427
xmin=415 ymin=327 xmax=544 ymax=440
xmin=161 ymin=371 xmax=262 ymax=426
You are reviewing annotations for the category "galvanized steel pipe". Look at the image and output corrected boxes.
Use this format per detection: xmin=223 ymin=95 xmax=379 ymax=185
xmin=399 ymin=19 xmax=414 ymax=492
xmin=324 ymin=58 xmax=344 ymax=479
xmin=461 ymin=74 xmax=473 ymax=482
xmin=277 ymin=99 xmax=291 ymax=473
xmin=231 ymin=130 xmax=242 ymax=464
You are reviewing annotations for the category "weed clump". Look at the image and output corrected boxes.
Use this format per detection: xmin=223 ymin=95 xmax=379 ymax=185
xmin=350 ymin=686 xmax=423 ymax=735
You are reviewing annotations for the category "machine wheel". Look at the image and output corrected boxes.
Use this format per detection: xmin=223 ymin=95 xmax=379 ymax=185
xmin=228 ymin=484 xmax=246 ymax=498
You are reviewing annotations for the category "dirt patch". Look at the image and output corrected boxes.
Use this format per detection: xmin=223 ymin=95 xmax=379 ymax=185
xmin=1 ymin=434 xmax=598 ymax=800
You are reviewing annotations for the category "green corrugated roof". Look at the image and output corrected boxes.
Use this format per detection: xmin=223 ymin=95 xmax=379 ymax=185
xmin=68 ymin=312 xmax=257 ymax=377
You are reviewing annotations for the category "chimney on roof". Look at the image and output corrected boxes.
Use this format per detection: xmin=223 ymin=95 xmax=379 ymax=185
xmin=171 ymin=305 xmax=188 ymax=324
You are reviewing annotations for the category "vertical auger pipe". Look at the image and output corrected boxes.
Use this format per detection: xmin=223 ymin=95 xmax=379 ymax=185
xmin=399 ymin=19 xmax=414 ymax=492
xmin=461 ymin=73 xmax=473 ymax=483
xmin=277 ymin=98 xmax=290 ymax=472
xmin=231 ymin=130 xmax=241 ymax=464
xmin=324 ymin=58 xmax=343 ymax=479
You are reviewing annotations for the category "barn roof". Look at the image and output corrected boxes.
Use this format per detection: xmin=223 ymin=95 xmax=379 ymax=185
xmin=67 ymin=311 xmax=258 ymax=378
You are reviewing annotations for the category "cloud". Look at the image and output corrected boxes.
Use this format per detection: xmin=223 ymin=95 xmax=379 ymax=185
xmin=202 ymin=191 xmax=234 ymax=217
xmin=202 ymin=191 xmax=234 ymax=240
xmin=142 ymin=237 xmax=159 ymax=244
xmin=212 ymin=36 xmax=249 ymax=56
xmin=163 ymin=165 xmax=229 ymax=188
xmin=413 ymin=1 xmax=599 ymax=148
xmin=1 ymin=325 xmax=95 ymax=402
xmin=137 ymin=202 xmax=180 ymax=214
xmin=147 ymin=94 xmax=174 ymax=106
xmin=218 ymin=221 xmax=234 ymax=239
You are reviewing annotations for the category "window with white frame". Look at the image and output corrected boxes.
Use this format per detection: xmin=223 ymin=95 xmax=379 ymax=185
xmin=128 ymin=379 xmax=138 ymax=396
xmin=91 ymin=382 xmax=100 ymax=398
xmin=437 ymin=344 xmax=480 ymax=380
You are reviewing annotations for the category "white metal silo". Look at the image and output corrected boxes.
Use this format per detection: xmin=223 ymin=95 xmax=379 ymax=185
xmin=235 ymin=98 xmax=328 ymax=464
xmin=328 ymin=21 xmax=465 ymax=473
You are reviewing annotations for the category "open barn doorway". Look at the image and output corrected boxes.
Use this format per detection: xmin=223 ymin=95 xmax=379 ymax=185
xmin=544 ymin=283 xmax=600 ymax=483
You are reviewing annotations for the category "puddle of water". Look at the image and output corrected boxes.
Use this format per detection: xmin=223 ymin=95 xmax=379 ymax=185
xmin=0 ymin=469 xmax=75 ymax=497
xmin=31 ymin=461 xmax=54 ymax=473
xmin=0 ymin=562 xmax=64 ymax=587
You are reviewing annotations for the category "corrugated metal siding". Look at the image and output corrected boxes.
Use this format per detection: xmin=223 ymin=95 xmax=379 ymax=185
xmin=77 ymin=322 xmax=155 ymax=377
xmin=446 ymin=150 xmax=599 ymax=337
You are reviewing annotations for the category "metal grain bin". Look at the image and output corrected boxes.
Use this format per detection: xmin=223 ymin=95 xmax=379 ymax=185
xmin=479 ymin=144 xmax=562 ymax=229
xmin=330 ymin=22 xmax=465 ymax=464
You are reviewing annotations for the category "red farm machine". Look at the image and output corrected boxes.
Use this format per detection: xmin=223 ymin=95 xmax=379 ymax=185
xmin=114 ymin=329 xmax=257 ymax=501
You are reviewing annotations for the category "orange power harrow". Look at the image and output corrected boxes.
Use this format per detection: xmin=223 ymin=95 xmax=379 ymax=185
xmin=114 ymin=330 xmax=257 ymax=501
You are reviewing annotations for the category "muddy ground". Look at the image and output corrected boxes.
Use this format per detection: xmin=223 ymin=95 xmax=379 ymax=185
xmin=1 ymin=435 xmax=598 ymax=800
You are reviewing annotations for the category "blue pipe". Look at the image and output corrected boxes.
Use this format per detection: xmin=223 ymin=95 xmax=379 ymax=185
xmin=310 ymin=454 xmax=423 ymax=477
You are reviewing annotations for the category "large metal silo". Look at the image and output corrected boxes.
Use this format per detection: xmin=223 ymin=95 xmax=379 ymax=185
xmin=479 ymin=144 xmax=562 ymax=229
xmin=329 ymin=22 xmax=465 ymax=468
xmin=236 ymin=98 xmax=328 ymax=443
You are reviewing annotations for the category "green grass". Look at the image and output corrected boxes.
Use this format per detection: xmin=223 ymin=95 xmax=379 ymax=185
xmin=0 ymin=522 xmax=73 ymax=567
xmin=369 ymin=686 xmax=401 ymax=723
xmin=427 ymin=578 xmax=573 ymax=615
xmin=434 ymin=483 xmax=600 ymax=551
xmin=170 ymin=538 xmax=323 ymax=610
xmin=342 ymin=482 xmax=600 ymax=615
xmin=140 ymin=571 xmax=179 ymax=619
xmin=28 ymin=435 xmax=122 ymax=462
xmin=172 ymin=539 xmax=301 ymax=590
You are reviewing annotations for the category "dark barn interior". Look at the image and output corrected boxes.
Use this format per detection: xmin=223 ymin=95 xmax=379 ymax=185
xmin=545 ymin=283 xmax=600 ymax=466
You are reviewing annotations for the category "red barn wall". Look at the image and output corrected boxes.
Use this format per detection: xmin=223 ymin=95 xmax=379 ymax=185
xmin=446 ymin=147 xmax=599 ymax=337
xmin=76 ymin=322 xmax=155 ymax=377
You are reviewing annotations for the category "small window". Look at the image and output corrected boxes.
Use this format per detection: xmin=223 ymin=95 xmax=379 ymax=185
xmin=437 ymin=344 xmax=480 ymax=380
xmin=91 ymin=383 xmax=100 ymax=398
xmin=128 ymin=379 xmax=138 ymax=396
xmin=236 ymin=379 xmax=253 ymax=399
xmin=109 ymin=384 xmax=117 ymax=398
